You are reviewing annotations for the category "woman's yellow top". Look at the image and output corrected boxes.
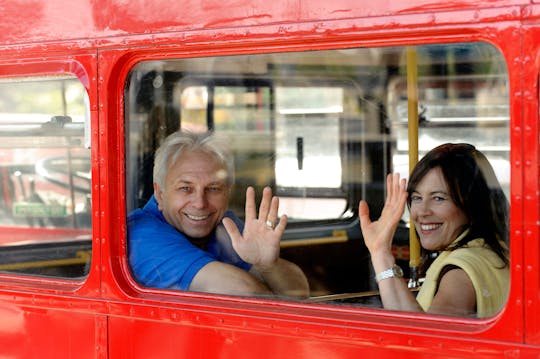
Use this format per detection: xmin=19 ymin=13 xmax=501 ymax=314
xmin=416 ymin=231 xmax=509 ymax=318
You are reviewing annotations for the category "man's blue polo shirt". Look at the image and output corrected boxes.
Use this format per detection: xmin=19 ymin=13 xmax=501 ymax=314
xmin=128 ymin=196 xmax=251 ymax=290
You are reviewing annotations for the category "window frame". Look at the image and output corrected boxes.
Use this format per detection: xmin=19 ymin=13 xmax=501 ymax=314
xmin=111 ymin=30 xmax=523 ymax=344
xmin=0 ymin=56 xmax=98 ymax=293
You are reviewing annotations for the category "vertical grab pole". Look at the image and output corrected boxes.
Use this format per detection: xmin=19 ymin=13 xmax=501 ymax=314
xmin=406 ymin=46 xmax=421 ymax=288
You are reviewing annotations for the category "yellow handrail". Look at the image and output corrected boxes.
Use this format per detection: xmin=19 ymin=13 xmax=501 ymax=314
xmin=406 ymin=46 xmax=420 ymax=287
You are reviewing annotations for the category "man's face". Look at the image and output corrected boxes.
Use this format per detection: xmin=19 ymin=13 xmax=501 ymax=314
xmin=154 ymin=150 xmax=230 ymax=239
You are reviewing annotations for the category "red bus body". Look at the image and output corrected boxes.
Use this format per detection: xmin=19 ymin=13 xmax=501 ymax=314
xmin=0 ymin=0 xmax=539 ymax=358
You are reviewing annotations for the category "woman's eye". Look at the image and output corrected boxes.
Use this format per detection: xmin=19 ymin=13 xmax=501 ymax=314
xmin=410 ymin=195 xmax=421 ymax=202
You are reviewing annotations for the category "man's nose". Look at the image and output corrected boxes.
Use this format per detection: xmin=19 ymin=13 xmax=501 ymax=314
xmin=191 ymin=191 xmax=208 ymax=208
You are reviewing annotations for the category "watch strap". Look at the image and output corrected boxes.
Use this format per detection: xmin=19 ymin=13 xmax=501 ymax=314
xmin=375 ymin=264 xmax=403 ymax=283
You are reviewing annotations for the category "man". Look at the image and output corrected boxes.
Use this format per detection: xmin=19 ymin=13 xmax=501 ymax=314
xmin=128 ymin=130 xmax=309 ymax=298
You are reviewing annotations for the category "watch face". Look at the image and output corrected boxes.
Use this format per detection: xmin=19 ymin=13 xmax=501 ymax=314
xmin=394 ymin=265 xmax=403 ymax=277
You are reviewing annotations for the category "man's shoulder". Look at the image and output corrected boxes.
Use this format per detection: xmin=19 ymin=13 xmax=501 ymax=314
xmin=127 ymin=198 xmax=177 ymax=243
xmin=128 ymin=196 xmax=162 ymax=224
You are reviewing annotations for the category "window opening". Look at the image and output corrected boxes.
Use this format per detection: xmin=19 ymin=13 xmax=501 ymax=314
xmin=0 ymin=75 xmax=91 ymax=278
xmin=125 ymin=43 xmax=509 ymax=316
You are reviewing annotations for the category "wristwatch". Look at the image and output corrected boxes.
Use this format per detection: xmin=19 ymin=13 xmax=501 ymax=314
xmin=375 ymin=264 xmax=404 ymax=283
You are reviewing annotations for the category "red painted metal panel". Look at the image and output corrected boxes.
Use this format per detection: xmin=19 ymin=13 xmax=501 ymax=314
xmin=0 ymin=0 xmax=530 ymax=46
xmin=109 ymin=315 xmax=534 ymax=359
xmin=96 ymin=48 xmax=134 ymax=301
xmin=521 ymin=7 xmax=540 ymax=345
xmin=0 ymin=0 xmax=538 ymax=357
xmin=0 ymin=303 xmax=99 ymax=358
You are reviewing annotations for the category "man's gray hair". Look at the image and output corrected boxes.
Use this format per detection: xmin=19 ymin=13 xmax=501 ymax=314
xmin=153 ymin=131 xmax=234 ymax=189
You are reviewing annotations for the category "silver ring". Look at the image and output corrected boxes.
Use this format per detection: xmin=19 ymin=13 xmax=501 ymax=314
xmin=265 ymin=220 xmax=275 ymax=229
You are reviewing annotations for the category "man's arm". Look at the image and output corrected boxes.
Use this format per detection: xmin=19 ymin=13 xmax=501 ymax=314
xmin=189 ymin=261 xmax=273 ymax=296
xmin=250 ymin=258 xmax=309 ymax=299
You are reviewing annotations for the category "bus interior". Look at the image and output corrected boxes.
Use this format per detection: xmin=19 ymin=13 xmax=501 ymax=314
xmin=124 ymin=42 xmax=509 ymax=302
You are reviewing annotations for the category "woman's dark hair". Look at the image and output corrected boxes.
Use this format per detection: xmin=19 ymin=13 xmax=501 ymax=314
xmin=406 ymin=143 xmax=509 ymax=266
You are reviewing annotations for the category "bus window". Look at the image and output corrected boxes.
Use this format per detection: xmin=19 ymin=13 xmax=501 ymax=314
xmin=0 ymin=76 xmax=91 ymax=278
xmin=125 ymin=42 xmax=509 ymax=315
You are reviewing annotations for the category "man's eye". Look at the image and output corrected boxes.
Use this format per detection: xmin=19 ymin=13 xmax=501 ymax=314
xmin=178 ymin=186 xmax=191 ymax=192
xmin=207 ymin=186 xmax=222 ymax=192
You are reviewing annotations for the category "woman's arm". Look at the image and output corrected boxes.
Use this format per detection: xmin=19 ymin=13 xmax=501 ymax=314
xmin=360 ymin=173 xmax=422 ymax=311
xmin=428 ymin=268 xmax=476 ymax=316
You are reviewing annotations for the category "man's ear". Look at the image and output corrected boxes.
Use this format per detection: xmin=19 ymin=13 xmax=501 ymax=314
xmin=153 ymin=182 xmax=163 ymax=210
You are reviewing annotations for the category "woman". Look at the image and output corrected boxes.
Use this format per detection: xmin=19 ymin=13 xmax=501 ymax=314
xmin=359 ymin=143 xmax=509 ymax=317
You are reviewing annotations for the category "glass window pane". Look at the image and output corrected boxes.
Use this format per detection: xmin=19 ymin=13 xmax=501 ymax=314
xmin=125 ymin=42 xmax=509 ymax=317
xmin=0 ymin=76 xmax=91 ymax=278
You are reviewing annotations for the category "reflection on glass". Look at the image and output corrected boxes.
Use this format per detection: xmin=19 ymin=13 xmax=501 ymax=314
xmin=0 ymin=76 xmax=91 ymax=279
xmin=125 ymin=42 xmax=510 ymax=314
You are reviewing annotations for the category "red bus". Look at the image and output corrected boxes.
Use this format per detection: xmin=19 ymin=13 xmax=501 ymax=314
xmin=0 ymin=0 xmax=538 ymax=357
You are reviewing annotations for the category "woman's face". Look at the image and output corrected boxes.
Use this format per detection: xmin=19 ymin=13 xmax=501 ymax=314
xmin=409 ymin=167 xmax=469 ymax=251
